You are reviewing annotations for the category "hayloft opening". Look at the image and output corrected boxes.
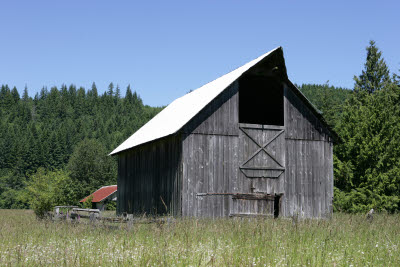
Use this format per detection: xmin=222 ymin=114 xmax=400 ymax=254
xmin=239 ymin=74 xmax=284 ymax=126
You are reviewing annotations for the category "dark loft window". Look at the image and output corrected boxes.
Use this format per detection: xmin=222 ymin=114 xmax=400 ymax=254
xmin=239 ymin=74 xmax=284 ymax=126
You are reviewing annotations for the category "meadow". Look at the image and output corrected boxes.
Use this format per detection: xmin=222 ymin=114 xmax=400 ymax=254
xmin=0 ymin=209 xmax=399 ymax=266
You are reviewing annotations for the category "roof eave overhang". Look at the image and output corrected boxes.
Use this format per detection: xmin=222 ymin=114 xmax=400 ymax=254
xmin=285 ymin=79 xmax=341 ymax=143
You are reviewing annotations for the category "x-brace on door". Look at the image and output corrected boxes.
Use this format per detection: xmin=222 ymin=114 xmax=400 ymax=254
xmin=238 ymin=124 xmax=285 ymax=178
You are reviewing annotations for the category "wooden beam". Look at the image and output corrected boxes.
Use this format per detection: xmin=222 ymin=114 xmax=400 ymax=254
xmin=197 ymin=192 xmax=278 ymax=201
xmin=229 ymin=213 xmax=274 ymax=218
xmin=232 ymin=193 xmax=275 ymax=201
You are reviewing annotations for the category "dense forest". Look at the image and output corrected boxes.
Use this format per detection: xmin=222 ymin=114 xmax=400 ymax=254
xmin=297 ymin=83 xmax=351 ymax=127
xmin=0 ymin=82 xmax=163 ymax=213
xmin=1 ymin=40 xmax=399 ymax=214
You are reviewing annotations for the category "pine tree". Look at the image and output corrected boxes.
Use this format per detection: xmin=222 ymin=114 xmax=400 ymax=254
xmin=47 ymin=132 xmax=63 ymax=170
xmin=39 ymin=87 xmax=48 ymax=100
xmin=354 ymin=40 xmax=391 ymax=94
xmin=334 ymin=41 xmax=400 ymax=212
xmin=11 ymin=87 xmax=20 ymax=103
xmin=108 ymin=82 xmax=114 ymax=97
xmin=48 ymin=86 xmax=60 ymax=118
xmin=60 ymin=84 xmax=68 ymax=98
xmin=76 ymin=87 xmax=86 ymax=116
xmin=115 ymin=84 xmax=121 ymax=99
xmin=22 ymin=85 xmax=29 ymax=101
xmin=0 ymin=85 xmax=13 ymax=110
xmin=91 ymin=82 xmax=98 ymax=98
xmin=68 ymin=85 xmax=77 ymax=104
xmin=125 ymin=84 xmax=133 ymax=104
xmin=299 ymin=83 xmax=351 ymax=127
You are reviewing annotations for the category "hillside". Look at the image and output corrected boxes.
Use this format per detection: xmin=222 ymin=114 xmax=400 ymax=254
xmin=297 ymin=83 xmax=352 ymax=127
xmin=0 ymin=83 xmax=163 ymax=208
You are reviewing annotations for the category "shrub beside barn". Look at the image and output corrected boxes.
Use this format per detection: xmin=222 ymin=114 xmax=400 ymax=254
xmin=111 ymin=47 xmax=336 ymax=218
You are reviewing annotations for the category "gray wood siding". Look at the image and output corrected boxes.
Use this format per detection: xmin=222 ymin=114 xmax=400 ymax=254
xmin=181 ymin=78 xmax=288 ymax=217
xmin=181 ymin=81 xmax=240 ymax=217
xmin=283 ymin=83 xmax=334 ymax=218
xmin=183 ymin=81 xmax=239 ymax=136
xmin=182 ymin=133 xmax=239 ymax=217
xmin=182 ymin=127 xmax=287 ymax=218
xmin=117 ymin=135 xmax=182 ymax=216
xmin=284 ymin=140 xmax=333 ymax=218
xmin=284 ymin=83 xmax=332 ymax=141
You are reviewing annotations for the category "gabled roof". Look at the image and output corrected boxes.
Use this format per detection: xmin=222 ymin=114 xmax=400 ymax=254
xmin=80 ymin=185 xmax=117 ymax=203
xmin=110 ymin=47 xmax=337 ymax=155
xmin=111 ymin=47 xmax=282 ymax=155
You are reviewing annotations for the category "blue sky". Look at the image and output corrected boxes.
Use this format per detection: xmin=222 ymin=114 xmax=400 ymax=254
xmin=1 ymin=1 xmax=399 ymax=107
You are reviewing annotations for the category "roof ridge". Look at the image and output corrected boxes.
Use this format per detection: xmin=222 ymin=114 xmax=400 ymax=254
xmin=110 ymin=47 xmax=281 ymax=155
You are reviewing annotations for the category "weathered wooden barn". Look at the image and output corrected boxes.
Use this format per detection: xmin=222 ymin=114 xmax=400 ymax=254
xmin=110 ymin=47 xmax=336 ymax=218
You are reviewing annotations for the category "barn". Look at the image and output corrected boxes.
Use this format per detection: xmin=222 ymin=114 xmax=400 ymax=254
xmin=110 ymin=47 xmax=336 ymax=218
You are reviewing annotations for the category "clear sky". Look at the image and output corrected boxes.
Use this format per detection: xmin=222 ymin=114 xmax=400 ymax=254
xmin=1 ymin=1 xmax=399 ymax=107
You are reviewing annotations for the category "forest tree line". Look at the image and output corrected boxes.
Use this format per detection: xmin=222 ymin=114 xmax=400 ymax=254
xmin=0 ymin=40 xmax=399 ymax=213
xmin=0 ymin=82 xmax=162 ymax=214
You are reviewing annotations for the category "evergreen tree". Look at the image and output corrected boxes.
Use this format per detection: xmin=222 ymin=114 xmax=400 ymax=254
xmin=334 ymin=41 xmax=400 ymax=213
xmin=47 ymin=132 xmax=63 ymax=170
xmin=91 ymin=82 xmax=98 ymax=98
xmin=60 ymin=84 xmax=68 ymax=98
xmin=48 ymin=86 xmax=60 ymax=118
xmin=76 ymin=87 xmax=86 ymax=116
xmin=108 ymin=82 xmax=114 ymax=97
xmin=22 ymin=85 xmax=29 ymax=101
xmin=68 ymin=85 xmax=77 ymax=104
xmin=39 ymin=86 xmax=48 ymax=100
xmin=11 ymin=87 xmax=20 ymax=103
xmin=115 ymin=84 xmax=121 ymax=99
xmin=354 ymin=40 xmax=391 ymax=94
xmin=0 ymin=85 xmax=13 ymax=110
xmin=125 ymin=84 xmax=133 ymax=104
xmin=299 ymin=83 xmax=351 ymax=127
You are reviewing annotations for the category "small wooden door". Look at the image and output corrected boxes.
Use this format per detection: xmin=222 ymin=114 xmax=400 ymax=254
xmin=230 ymin=123 xmax=285 ymax=217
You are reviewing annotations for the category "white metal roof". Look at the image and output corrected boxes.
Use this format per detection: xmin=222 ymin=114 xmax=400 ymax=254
xmin=110 ymin=47 xmax=281 ymax=155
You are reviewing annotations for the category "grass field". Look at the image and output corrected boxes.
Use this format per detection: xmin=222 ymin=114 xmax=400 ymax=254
xmin=0 ymin=210 xmax=399 ymax=266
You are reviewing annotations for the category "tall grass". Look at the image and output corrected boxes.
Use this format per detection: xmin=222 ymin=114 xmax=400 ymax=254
xmin=0 ymin=210 xmax=399 ymax=266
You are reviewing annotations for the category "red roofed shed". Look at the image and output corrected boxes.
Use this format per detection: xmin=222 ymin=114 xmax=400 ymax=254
xmin=80 ymin=185 xmax=117 ymax=210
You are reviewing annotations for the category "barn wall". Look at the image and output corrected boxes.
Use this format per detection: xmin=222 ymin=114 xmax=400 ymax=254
xmin=183 ymin=81 xmax=239 ymax=136
xmin=181 ymin=81 xmax=239 ymax=217
xmin=285 ymin=83 xmax=332 ymax=141
xmin=182 ymin=134 xmax=239 ymax=217
xmin=117 ymin=135 xmax=182 ymax=216
xmin=181 ymin=79 xmax=289 ymax=218
xmin=283 ymin=83 xmax=334 ymax=218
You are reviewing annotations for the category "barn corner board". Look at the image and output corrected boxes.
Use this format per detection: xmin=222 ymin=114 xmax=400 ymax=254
xmin=112 ymin=47 xmax=335 ymax=219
